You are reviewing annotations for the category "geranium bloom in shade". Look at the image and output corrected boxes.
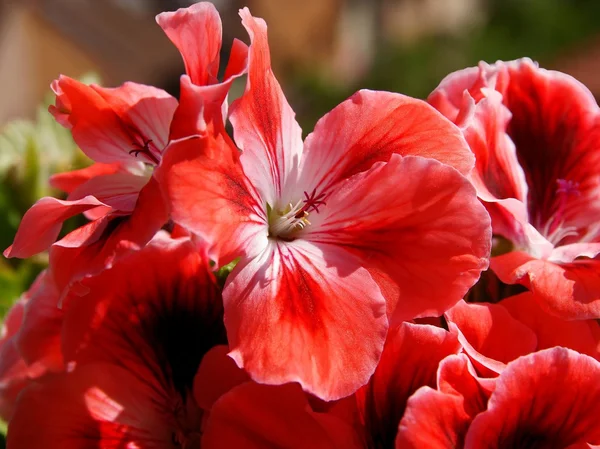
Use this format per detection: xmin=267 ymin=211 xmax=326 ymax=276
xmin=160 ymin=8 xmax=491 ymax=400
xmin=0 ymin=270 xmax=62 ymax=421
xmin=200 ymin=323 xmax=461 ymax=448
xmin=7 ymin=233 xmax=236 ymax=448
xmin=445 ymin=296 xmax=600 ymax=377
xmin=4 ymin=2 xmax=247 ymax=294
xmin=429 ymin=58 xmax=600 ymax=319
xmin=398 ymin=348 xmax=600 ymax=448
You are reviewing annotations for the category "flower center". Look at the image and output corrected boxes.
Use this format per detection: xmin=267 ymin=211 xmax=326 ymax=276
xmin=129 ymin=137 xmax=160 ymax=165
xmin=268 ymin=189 xmax=326 ymax=240
xmin=540 ymin=179 xmax=580 ymax=246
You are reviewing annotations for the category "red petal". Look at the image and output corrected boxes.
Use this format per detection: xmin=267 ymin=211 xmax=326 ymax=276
xmin=193 ymin=345 xmax=250 ymax=411
xmin=50 ymin=76 xmax=176 ymax=164
xmin=229 ymin=8 xmax=304 ymax=205
xmin=157 ymin=134 xmax=266 ymax=265
xmin=202 ymin=382 xmax=363 ymax=449
xmin=465 ymin=348 xmax=600 ymax=448
xmin=306 ymin=154 xmax=491 ymax=321
xmin=156 ymin=2 xmax=222 ymax=86
xmin=502 ymin=59 xmax=600 ymax=232
xmin=445 ymin=300 xmax=537 ymax=376
xmin=4 ymin=196 xmax=106 ymax=259
xmin=300 ymin=90 xmax=474 ymax=196
xmin=61 ymin=234 xmax=225 ymax=398
xmin=492 ymin=252 xmax=600 ymax=319
xmin=501 ymin=292 xmax=600 ymax=358
xmin=49 ymin=177 xmax=168 ymax=294
xmin=356 ymin=323 xmax=461 ymax=448
xmin=7 ymin=363 xmax=171 ymax=449
xmin=396 ymin=386 xmax=472 ymax=449
xmin=224 ymin=239 xmax=388 ymax=401
xmin=50 ymin=163 xmax=122 ymax=194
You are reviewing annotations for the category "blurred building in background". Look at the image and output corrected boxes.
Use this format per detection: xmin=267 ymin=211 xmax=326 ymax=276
xmin=2 ymin=0 xmax=600 ymax=126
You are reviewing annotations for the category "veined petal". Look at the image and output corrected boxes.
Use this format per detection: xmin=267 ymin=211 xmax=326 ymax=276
xmin=224 ymin=239 xmax=388 ymax=401
xmin=156 ymin=2 xmax=222 ymax=86
xmin=299 ymin=90 xmax=474 ymax=197
xmin=4 ymin=196 xmax=107 ymax=259
xmin=491 ymin=252 xmax=600 ymax=319
xmin=157 ymin=134 xmax=266 ymax=265
xmin=465 ymin=348 xmax=600 ymax=448
xmin=502 ymin=58 xmax=600 ymax=232
xmin=50 ymin=76 xmax=176 ymax=164
xmin=229 ymin=8 xmax=304 ymax=206
xmin=306 ymin=154 xmax=491 ymax=321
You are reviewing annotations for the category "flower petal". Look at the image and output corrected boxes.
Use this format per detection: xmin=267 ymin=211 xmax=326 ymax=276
xmin=299 ymin=90 xmax=474 ymax=197
xmin=356 ymin=323 xmax=460 ymax=448
xmin=465 ymin=348 xmax=600 ymax=448
xmin=50 ymin=76 xmax=176 ymax=164
xmin=4 ymin=196 xmax=107 ymax=259
xmin=501 ymin=292 xmax=600 ymax=359
xmin=492 ymin=252 xmax=600 ymax=319
xmin=158 ymin=132 xmax=266 ymax=265
xmin=445 ymin=300 xmax=537 ymax=376
xmin=202 ymin=382 xmax=363 ymax=449
xmin=306 ymin=154 xmax=491 ymax=322
xmin=156 ymin=2 xmax=222 ymax=86
xmin=396 ymin=386 xmax=472 ymax=449
xmin=7 ymin=363 xmax=171 ymax=449
xmin=224 ymin=239 xmax=388 ymax=401
xmin=49 ymin=177 xmax=169 ymax=294
xmin=229 ymin=8 xmax=304 ymax=206
xmin=50 ymin=163 xmax=122 ymax=194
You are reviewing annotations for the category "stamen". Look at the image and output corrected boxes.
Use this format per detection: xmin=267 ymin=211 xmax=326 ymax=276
xmin=129 ymin=139 xmax=160 ymax=165
xmin=268 ymin=189 xmax=326 ymax=239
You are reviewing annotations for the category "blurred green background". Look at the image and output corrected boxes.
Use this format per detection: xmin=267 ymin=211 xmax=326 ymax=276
xmin=2 ymin=0 xmax=600 ymax=443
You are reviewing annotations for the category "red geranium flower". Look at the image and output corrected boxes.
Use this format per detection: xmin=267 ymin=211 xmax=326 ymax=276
xmin=7 ymin=233 xmax=242 ymax=448
xmin=429 ymin=58 xmax=600 ymax=319
xmin=4 ymin=2 xmax=246 ymax=294
xmin=159 ymin=8 xmax=491 ymax=400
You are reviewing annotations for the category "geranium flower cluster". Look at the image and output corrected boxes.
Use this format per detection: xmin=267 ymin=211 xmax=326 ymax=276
xmin=1 ymin=3 xmax=599 ymax=448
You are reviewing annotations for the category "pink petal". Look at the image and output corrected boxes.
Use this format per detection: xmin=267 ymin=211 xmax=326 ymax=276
xmin=445 ymin=300 xmax=537 ymax=376
xmin=465 ymin=348 xmax=600 ymax=448
xmin=501 ymin=292 xmax=600 ymax=359
xmin=224 ymin=239 xmax=388 ymax=401
xmin=156 ymin=2 xmax=222 ymax=86
xmin=50 ymin=76 xmax=176 ymax=164
xmin=492 ymin=252 xmax=600 ymax=319
xmin=157 ymin=134 xmax=266 ymax=265
xmin=229 ymin=8 xmax=304 ymax=206
xmin=299 ymin=90 xmax=474 ymax=197
xmin=202 ymin=382 xmax=363 ymax=449
xmin=306 ymin=154 xmax=491 ymax=322
xmin=4 ymin=196 xmax=107 ymax=259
